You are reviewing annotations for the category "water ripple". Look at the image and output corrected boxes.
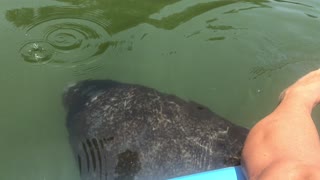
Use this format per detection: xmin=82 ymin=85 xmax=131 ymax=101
xmin=20 ymin=41 xmax=54 ymax=64
xmin=18 ymin=8 xmax=111 ymax=66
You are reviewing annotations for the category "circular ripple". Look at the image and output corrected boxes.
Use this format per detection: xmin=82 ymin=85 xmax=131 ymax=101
xmin=46 ymin=30 xmax=82 ymax=50
xmin=20 ymin=41 xmax=54 ymax=64
xmin=20 ymin=18 xmax=110 ymax=66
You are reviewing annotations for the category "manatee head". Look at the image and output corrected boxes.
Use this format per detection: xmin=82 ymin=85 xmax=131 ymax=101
xmin=63 ymin=80 xmax=249 ymax=180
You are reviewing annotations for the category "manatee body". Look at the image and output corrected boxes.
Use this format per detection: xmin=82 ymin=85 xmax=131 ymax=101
xmin=64 ymin=80 xmax=249 ymax=180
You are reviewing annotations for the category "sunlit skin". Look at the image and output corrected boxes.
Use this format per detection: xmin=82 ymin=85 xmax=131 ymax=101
xmin=242 ymin=69 xmax=320 ymax=180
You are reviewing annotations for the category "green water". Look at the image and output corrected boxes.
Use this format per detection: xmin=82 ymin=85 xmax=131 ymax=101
xmin=1 ymin=0 xmax=320 ymax=179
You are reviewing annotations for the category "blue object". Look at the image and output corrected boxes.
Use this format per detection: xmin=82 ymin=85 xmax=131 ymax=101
xmin=168 ymin=166 xmax=246 ymax=180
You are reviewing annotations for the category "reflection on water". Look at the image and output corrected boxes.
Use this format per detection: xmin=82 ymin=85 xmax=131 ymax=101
xmin=6 ymin=0 xmax=270 ymax=31
xmin=6 ymin=0 xmax=270 ymax=67
xmin=305 ymin=13 xmax=318 ymax=18
xmin=147 ymin=0 xmax=269 ymax=29
xmin=207 ymin=36 xmax=226 ymax=41
xmin=273 ymin=0 xmax=313 ymax=8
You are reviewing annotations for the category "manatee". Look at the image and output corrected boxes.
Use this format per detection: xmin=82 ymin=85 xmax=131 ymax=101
xmin=64 ymin=80 xmax=249 ymax=180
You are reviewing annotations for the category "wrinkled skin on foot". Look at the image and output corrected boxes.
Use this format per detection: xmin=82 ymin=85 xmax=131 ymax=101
xmin=64 ymin=80 xmax=249 ymax=180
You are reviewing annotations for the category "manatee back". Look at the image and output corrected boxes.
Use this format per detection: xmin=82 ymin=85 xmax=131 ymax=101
xmin=64 ymin=80 xmax=249 ymax=180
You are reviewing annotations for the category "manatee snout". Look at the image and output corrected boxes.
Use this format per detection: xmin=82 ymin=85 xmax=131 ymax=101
xmin=63 ymin=80 xmax=108 ymax=110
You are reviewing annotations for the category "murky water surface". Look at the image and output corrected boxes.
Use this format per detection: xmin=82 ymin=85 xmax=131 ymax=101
xmin=1 ymin=0 xmax=320 ymax=179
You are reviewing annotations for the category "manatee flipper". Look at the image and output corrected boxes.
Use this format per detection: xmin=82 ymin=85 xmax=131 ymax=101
xmin=64 ymin=80 xmax=249 ymax=180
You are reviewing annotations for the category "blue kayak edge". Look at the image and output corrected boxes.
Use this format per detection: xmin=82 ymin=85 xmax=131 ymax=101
xmin=168 ymin=166 xmax=246 ymax=180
